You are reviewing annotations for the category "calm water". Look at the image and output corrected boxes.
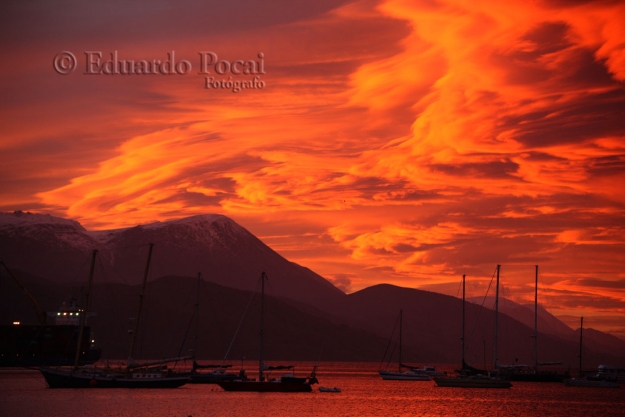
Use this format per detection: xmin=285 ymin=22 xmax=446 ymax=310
xmin=2 ymin=363 xmax=624 ymax=417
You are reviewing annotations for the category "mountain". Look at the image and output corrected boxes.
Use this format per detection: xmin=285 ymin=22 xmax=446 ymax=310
xmin=0 ymin=211 xmax=344 ymax=308
xmin=581 ymin=327 xmax=625 ymax=362
xmin=326 ymin=284 xmax=625 ymax=368
xmin=467 ymin=296 xmax=575 ymax=339
xmin=2 ymin=210 xmax=624 ymax=368
xmin=4 ymin=273 xmax=622 ymax=368
xmin=0 ymin=272 xmax=387 ymax=362
xmin=0 ymin=211 xmax=108 ymax=282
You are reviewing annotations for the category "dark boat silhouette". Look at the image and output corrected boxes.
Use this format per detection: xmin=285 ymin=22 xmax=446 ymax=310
xmin=39 ymin=246 xmax=189 ymax=388
xmin=187 ymin=273 xmax=243 ymax=384
xmin=500 ymin=266 xmax=567 ymax=382
xmin=378 ymin=310 xmax=434 ymax=381
xmin=217 ymin=272 xmax=318 ymax=392
xmin=0 ymin=261 xmax=101 ymax=368
xmin=563 ymin=317 xmax=620 ymax=388
xmin=435 ymin=267 xmax=512 ymax=388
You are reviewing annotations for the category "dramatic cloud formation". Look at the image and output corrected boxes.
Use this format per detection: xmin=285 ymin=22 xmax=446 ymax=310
xmin=1 ymin=0 xmax=624 ymax=337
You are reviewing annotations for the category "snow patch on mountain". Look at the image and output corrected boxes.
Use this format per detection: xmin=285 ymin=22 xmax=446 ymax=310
xmin=0 ymin=211 xmax=85 ymax=230
xmin=135 ymin=214 xmax=251 ymax=248
xmin=0 ymin=211 xmax=97 ymax=252
xmin=141 ymin=214 xmax=226 ymax=230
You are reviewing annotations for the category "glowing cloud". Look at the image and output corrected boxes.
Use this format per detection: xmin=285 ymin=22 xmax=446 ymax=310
xmin=3 ymin=0 xmax=625 ymax=336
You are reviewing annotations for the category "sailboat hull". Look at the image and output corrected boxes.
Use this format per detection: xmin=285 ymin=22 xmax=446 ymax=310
xmin=40 ymin=368 xmax=189 ymax=388
xmin=189 ymin=372 xmax=240 ymax=384
xmin=564 ymin=378 xmax=620 ymax=388
xmin=217 ymin=380 xmax=313 ymax=392
xmin=378 ymin=370 xmax=430 ymax=381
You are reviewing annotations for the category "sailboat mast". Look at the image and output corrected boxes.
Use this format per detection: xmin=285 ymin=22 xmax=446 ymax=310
xmin=398 ymin=309 xmax=403 ymax=373
xmin=579 ymin=316 xmax=583 ymax=377
xmin=462 ymin=274 xmax=466 ymax=368
xmin=128 ymin=243 xmax=154 ymax=366
xmin=259 ymin=272 xmax=266 ymax=382
xmin=73 ymin=249 xmax=97 ymax=369
xmin=534 ymin=265 xmax=538 ymax=372
xmin=494 ymin=264 xmax=500 ymax=369
xmin=194 ymin=272 xmax=201 ymax=360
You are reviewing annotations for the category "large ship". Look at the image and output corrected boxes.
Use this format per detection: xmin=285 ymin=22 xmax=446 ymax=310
xmin=1 ymin=300 xmax=101 ymax=368
xmin=0 ymin=262 xmax=101 ymax=368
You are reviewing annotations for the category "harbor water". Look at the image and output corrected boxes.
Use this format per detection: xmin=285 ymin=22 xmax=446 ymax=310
xmin=2 ymin=362 xmax=624 ymax=417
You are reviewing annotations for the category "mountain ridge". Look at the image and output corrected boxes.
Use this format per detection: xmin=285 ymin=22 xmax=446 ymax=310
xmin=2 ymin=210 xmax=624 ymax=367
xmin=0 ymin=211 xmax=344 ymax=308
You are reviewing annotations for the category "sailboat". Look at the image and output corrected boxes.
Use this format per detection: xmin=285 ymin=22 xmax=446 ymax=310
xmin=564 ymin=317 xmax=620 ymax=388
xmin=504 ymin=266 xmax=565 ymax=382
xmin=188 ymin=273 xmax=241 ymax=384
xmin=378 ymin=310 xmax=430 ymax=381
xmin=435 ymin=267 xmax=512 ymax=388
xmin=40 ymin=245 xmax=190 ymax=388
xmin=217 ymin=272 xmax=318 ymax=392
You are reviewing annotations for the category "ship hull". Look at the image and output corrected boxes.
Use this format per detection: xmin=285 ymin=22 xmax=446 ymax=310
xmin=189 ymin=372 xmax=240 ymax=384
xmin=379 ymin=370 xmax=430 ymax=381
xmin=564 ymin=378 xmax=620 ymax=388
xmin=0 ymin=325 xmax=100 ymax=367
xmin=40 ymin=368 xmax=188 ymax=388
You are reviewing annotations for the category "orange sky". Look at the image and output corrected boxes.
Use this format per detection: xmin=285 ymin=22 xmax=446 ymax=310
xmin=1 ymin=0 xmax=624 ymax=338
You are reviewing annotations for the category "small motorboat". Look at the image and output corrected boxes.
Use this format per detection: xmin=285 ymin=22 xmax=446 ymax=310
xmin=319 ymin=386 xmax=341 ymax=393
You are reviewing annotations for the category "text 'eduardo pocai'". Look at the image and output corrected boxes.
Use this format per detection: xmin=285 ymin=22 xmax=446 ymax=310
xmin=81 ymin=51 xmax=265 ymax=76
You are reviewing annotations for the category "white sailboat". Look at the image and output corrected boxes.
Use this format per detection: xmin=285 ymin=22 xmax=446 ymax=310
xmin=378 ymin=310 xmax=431 ymax=381
xmin=504 ymin=265 xmax=565 ymax=382
xmin=564 ymin=317 xmax=620 ymax=388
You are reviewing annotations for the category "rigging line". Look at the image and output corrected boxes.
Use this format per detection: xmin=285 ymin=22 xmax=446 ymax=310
xmin=62 ymin=252 xmax=97 ymax=363
xmin=174 ymin=278 xmax=200 ymax=359
xmin=263 ymin=276 xmax=302 ymax=349
xmin=536 ymin=267 xmax=557 ymax=330
xmin=263 ymin=277 xmax=316 ymax=350
xmin=177 ymin=303 xmax=196 ymax=359
xmin=221 ymin=278 xmax=261 ymax=366
xmin=379 ymin=313 xmax=400 ymax=370
xmin=0 ymin=264 xmax=44 ymax=354
xmin=139 ymin=249 xmax=155 ymax=360
xmin=55 ymin=252 xmax=92 ymax=307
xmin=95 ymin=255 xmax=130 ymax=358
xmin=91 ymin=253 xmax=103 ymax=307
xmin=71 ymin=251 xmax=91 ymax=278
xmin=107 ymin=243 xmax=157 ymax=287
xmin=455 ymin=275 xmax=463 ymax=298
xmin=201 ymin=277 xmax=230 ymax=354
xmin=498 ymin=274 xmax=514 ymax=361
xmin=466 ymin=266 xmax=497 ymax=354
xmin=261 ymin=277 xmax=323 ymax=360
xmin=387 ymin=340 xmax=398 ymax=369
xmin=264 ymin=277 xmax=279 ymax=304
xmin=106 ymin=259 xmax=134 ymax=286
